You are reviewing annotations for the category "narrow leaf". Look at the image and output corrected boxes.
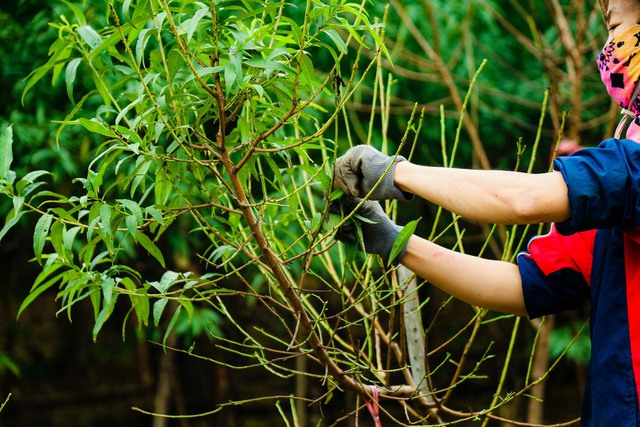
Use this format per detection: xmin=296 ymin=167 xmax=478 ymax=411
xmin=135 ymin=232 xmax=166 ymax=268
xmin=186 ymin=7 xmax=209 ymax=42
xmin=63 ymin=226 xmax=81 ymax=260
xmin=22 ymin=45 xmax=70 ymax=105
xmin=118 ymin=199 xmax=143 ymax=224
xmin=102 ymin=277 xmax=115 ymax=307
xmin=126 ymin=215 xmax=138 ymax=238
xmin=0 ymin=210 xmax=24 ymax=242
xmin=146 ymin=206 xmax=165 ymax=225
xmin=162 ymin=305 xmax=182 ymax=350
xmin=388 ymin=218 xmax=421 ymax=266
xmin=64 ymin=58 xmax=82 ymax=103
xmin=130 ymin=289 xmax=150 ymax=327
xmin=17 ymin=271 xmax=66 ymax=319
xmin=77 ymin=118 xmax=116 ymax=138
xmin=153 ymin=298 xmax=169 ymax=326
xmin=93 ymin=299 xmax=116 ymax=342
xmin=61 ymin=0 xmax=87 ymax=25
xmin=33 ymin=213 xmax=54 ymax=265
xmin=16 ymin=170 xmax=51 ymax=195
xmin=325 ymin=29 xmax=348 ymax=54
xmin=178 ymin=297 xmax=194 ymax=321
xmin=99 ymin=204 xmax=112 ymax=238
xmin=0 ymin=125 xmax=13 ymax=181
xmin=77 ymin=25 xmax=103 ymax=50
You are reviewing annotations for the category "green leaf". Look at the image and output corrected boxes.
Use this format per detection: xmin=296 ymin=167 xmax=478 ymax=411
xmin=33 ymin=213 xmax=54 ymax=265
xmin=131 ymin=288 xmax=150 ymax=327
xmin=93 ymin=297 xmax=116 ymax=342
xmin=325 ymin=29 xmax=348 ymax=54
xmin=328 ymin=188 xmax=343 ymax=201
xmin=16 ymin=170 xmax=52 ymax=195
xmin=126 ymin=215 xmax=138 ymax=238
xmin=154 ymin=168 xmax=172 ymax=206
xmin=0 ymin=354 xmax=21 ymax=376
xmin=310 ymin=212 xmax=322 ymax=231
xmin=31 ymin=253 xmax=62 ymax=290
xmin=224 ymin=61 xmax=238 ymax=96
xmin=353 ymin=212 xmax=379 ymax=224
xmin=0 ymin=125 xmax=14 ymax=183
xmin=130 ymin=157 xmax=152 ymax=197
xmin=300 ymin=54 xmax=315 ymax=91
xmin=210 ymin=245 xmax=235 ymax=263
xmin=245 ymin=58 xmax=295 ymax=74
xmin=17 ymin=270 xmax=67 ymax=319
xmin=122 ymin=0 xmax=133 ymax=17
xmin=150 ymin=270 xmax=180 ymax=294
xmin=146 ymin=206 xmax=165 ymax=226
xmin=88 ymin=285 xmax=100 ymax=322
xmin=344 ymin=240 xmax=359 ymax=264
xmin=63 ymin=226 xmax=81 ymax=260
xmin=77 ymin=25 xmax=103 ymax=50
xmin=388 ymin=218 xmax=421 ymax=266
xmin=186 ymin=7 xmax=209 ymax=42
xmin=323 ymin=212 xmax=341 ymax=233
xmin=353 ymin=220 xmax=366 ymax=254
xmin=61 ymin=0 xmax=87 ymax=25
xmin=135 ymin=232 xmax=166 ymax=268
xmin=0 ymin=209 xmax=25 ymax=243
xmin=153 ymin=298 xmax=169 ymax=326
xmin=102 ymin=277 xmax=115 ymax=307
xmin=118 ymin=199 xmax=143 ymax=224
xmin=91 ymin=69 xmax=111 ymax=106
xmin=163 ymin=305 xmax=182 ymax=349
xmin=135 ymin=28 xmax=152 ymax=67
xmin=99 ymin=204 xmax=112 ymax=238
xmin=49 ymin=221 xmax=65 ymax=260
xmin=77 ymin=118 xmax=117 ymax=138
xmin=64 ymin=58 xmax=82 ymax=103
xmin=179 ymin=297 xmax=194 ymax=321
xmin=22 ymin=42 xmax=71 ymax=105
xmin=12 ymin=195 xmax=24 ymax=217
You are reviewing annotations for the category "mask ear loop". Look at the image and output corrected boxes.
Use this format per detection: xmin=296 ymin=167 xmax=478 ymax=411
xmin=615 ymin=81 xmax=640 ymax=139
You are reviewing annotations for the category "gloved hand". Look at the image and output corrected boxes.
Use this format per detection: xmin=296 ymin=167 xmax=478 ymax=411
xmin=331 ymin=196 xmax=408 ymax=264
xmin=334 ymin=145 xmax=414 ymax=200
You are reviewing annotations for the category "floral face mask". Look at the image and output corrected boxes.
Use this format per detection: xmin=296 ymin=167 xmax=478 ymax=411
xmin=597 ymin=24 xmax=640 ymax=141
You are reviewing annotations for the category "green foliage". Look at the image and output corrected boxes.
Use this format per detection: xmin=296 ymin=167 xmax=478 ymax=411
xmin=0 ymin=354 xmax=20 ymax=378
xmin=550 ymin=321 xmax=591 ymax=365
xmin=6 ymin=0 xmax=398 ymax=380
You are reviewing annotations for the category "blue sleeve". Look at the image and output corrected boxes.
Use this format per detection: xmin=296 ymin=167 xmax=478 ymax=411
xmin=517 ymin=255 xmax=590 ymax=318
xmin=554 ymin=138 xmax=640 ymax=234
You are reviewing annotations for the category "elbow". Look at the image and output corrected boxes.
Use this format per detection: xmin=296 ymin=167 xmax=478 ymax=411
xmin=493 ymin=171 xmax=569 ymax=224
xmin=510 ymin=196 xmax=541 ymax=224
xmin=509 ymin=194 xmax=569 ymax=224
xmin=507 ymin=172 xmax=570 ymax=224
xmin=509 ymin=185 xmax=569 ymax=224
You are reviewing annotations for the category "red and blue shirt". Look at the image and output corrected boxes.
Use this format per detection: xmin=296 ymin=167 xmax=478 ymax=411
xmin=518 ymin=138 xmax=640 ymax=425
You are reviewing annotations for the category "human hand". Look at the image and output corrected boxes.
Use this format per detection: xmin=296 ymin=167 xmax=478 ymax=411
xmin=334 ymin=145 xmax=414 ymax=200
xmin=331 ymin=196 xmax=407 ymax=264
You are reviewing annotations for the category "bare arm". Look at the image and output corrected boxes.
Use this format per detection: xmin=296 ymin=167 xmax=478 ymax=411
xmin=401 ymin=235 xmax=528 ymax=316
xmin=394 ymin=162 xmax=571 ymax=225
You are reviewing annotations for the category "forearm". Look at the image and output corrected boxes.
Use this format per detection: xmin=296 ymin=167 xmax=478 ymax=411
xmin=394 ymin=162 xmax=570 ymax=225
xmin=401 ymin=235 xmax=528 ymax=316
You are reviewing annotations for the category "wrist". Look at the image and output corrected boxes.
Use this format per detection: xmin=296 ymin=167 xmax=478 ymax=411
xmin=393 ymin=160 xmax=413 ymax=193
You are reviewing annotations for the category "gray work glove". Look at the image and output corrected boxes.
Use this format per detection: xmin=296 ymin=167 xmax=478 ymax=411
xmin=331 ymin=196 xmax=408 ymax=264
xmin=334 ymin=145 xmax=414 ymax=200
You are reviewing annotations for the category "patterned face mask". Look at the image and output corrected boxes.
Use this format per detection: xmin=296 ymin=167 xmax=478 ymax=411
xmin=597 ymin=24 xmax=640 ymax=140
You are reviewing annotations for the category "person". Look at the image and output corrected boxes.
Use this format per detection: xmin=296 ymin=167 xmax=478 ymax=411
xmin=331 ymin=0 xmax=640 ymax=424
